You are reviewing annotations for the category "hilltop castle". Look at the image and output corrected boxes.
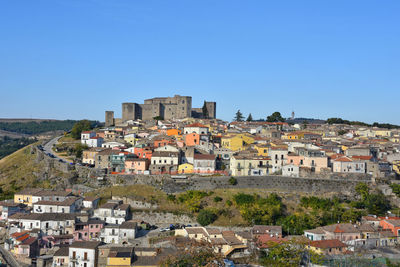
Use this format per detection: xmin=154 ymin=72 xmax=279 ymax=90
xmin=105 ymin=95 xmax=216 ymax=126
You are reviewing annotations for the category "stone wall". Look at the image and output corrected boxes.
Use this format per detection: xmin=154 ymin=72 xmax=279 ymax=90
xmin=111 ymin=196 xmax=159 ymax=209
xmin=131 ymin=211 xmax=194 ymax=225
xmin=32 ymin=144 xmax=374 ymax=198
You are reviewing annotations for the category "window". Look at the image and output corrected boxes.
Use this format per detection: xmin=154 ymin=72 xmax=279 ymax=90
xmin=72 ymin=251 xmax=76 ymax=259
xmin=300 ymin=160 xmax=303 ymax=165
xmin=84 ymin=252 xmax=88 ymax=260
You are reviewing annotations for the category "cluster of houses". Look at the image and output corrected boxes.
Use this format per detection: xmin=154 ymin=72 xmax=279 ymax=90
xmin=3 ymin=188 xmax=400 ymax=265
xmin=0 ymin=188 xmax=164 ymax=266
xmin=79 ymin=118 xmax=400 ymax=178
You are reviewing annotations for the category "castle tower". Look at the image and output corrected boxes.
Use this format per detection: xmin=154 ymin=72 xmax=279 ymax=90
xmin=205 ymin=101 xmax=217 ymax=119
xmin=105 ymin=111 xmax=114 ymax=127
xmin=122 ymin=103 xmax=136 ymax=122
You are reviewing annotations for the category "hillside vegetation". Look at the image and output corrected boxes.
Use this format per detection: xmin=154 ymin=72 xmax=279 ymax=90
xmin=87 ymin=183 xmax=394 ymax=231
xmin=0 ymin=143 xmax=45 ymax=200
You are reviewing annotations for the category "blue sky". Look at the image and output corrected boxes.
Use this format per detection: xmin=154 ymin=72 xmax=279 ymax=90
xmin=1 ymin=0 xmax=399 ymax=123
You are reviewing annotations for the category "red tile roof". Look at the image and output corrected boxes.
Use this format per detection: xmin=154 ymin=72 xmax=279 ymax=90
xmin=310 ymin=239 xmax=347 ymax=249
xmin=185 ymin=123 xmax=208 ymax=128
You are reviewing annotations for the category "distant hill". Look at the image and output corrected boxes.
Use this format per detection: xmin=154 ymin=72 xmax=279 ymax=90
xmin=0 ymin=119 xmax=79 ymax=136
xmin=0 ymin=118 xmax=59 ymax=123
xmin=286 ymin=118 xmax=326 ymax=124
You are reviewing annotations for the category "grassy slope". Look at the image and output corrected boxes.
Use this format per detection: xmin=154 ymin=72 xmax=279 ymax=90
xmin=86 ymin=185 xmax=320 ymax=226
xmin=0 ymin=143 xmax=44 ymax=195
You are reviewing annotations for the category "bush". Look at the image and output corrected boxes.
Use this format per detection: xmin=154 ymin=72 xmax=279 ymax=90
xmin=229 ymin=177 xmax=237 ymax=185
xmin=213 ymin=196 xmax=223 ymax=202
xmin=226 ymin=200 xmax=232 ymax=206
xmin=233 ymin=193 xmax=255 ymax=206
xmin=167 ymin=194 xmax=176 ymax=202
xmin=197 ymin=209 xmax=218 ymax=226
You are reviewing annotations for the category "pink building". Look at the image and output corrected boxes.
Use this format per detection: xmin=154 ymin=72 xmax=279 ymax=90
xmin=125 ymin=158 xmax=149 ymax=174
xmin=74 ymin=219 xmax=105 ymax=241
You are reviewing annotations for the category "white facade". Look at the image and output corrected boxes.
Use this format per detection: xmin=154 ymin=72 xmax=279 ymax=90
xmin=102 ymin=142 xmax=124 ymax=149
xmin=282 ymin=164 xmax=300 ymax=177
xmin=82 ymin=137 xmax=103 ymax=148
xmin=184 ymin=125 xmax=209 ymax=135
xmin=81 ymin=132 xmax=96 ymax=140
xmin=69 ymin=246 xmax=97 ymax=267
xmin=333 ymin=159 xmax=366 ymax=173
xmin=269 ymin=149 xmax=288 ymax=173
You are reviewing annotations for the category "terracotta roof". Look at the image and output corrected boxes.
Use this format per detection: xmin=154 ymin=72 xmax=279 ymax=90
xmin=257 ymin=234 xmax=286 ymax=248
xmin=334 ymin=156 xmax=353 ymax=162
xmin=193 ymin=154 xmax=215 ymax=160
xmin=351 ymin=155 xmax=373 ymax=160
xmin=310 ymin=239 xmax=347 ymax=249
xmin=185 ymin=123 xmax=208 ymax=128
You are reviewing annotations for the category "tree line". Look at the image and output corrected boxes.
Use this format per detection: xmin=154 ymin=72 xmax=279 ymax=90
xmin=0 ymin=120 xmax=79 ymax=135
xmin=234 ymin=110 xmax=286 ymax=122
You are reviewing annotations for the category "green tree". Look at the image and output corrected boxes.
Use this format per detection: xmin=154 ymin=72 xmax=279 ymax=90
xmin=234 ymin=110 xmax=244 ymax=122
xmin=259 ymin=240 xmax=324 ymax=267
xmin=197 ymin=209 xmax=218 ymax=226
xmin=74 ymin=143 xmax=88 ymax=158
xmin=365 ymin=193 xmax=390 ymax=215
xmin=246 ymin=113 xmax=253 ymax=122
xmin=202 ymin=101 xmax=209 ymax=119
xmin=355 ymin=182 xmax=369 ymax=201
xmin=229 ymin=177 xmax=237 ymax=185
xmin=71 ymin=120 xmax=92 ymax=139
xmin=267 ymin=112 xmax=285 ymax=122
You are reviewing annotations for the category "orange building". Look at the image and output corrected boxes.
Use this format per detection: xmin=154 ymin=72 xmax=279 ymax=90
xmin=185 ymin=133 xmax=200 ymax=147
xmin=167 ymin=129 xmax=182 ymax=136
xmin=380 ymin=219 xmax=400 ymax=236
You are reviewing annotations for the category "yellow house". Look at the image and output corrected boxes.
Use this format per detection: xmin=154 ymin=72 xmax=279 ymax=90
xmin=393 ymin=161 xmax=400 ymax=175
xmin=124 ymin=134 xmax=138 ymax=145
xmin=107 ymin=247 xmax=133 ymax=267
xmin=374 ymin=129 xmax=392 ymax=137
xmin=253 ymin=144 xmax=270 ymax=156
xmin=178 ymin=163 xmax=194 ymax=174
xmin=390 ymin=136 xmax=400 ymax=143
xmin=221 ymin=134 xmax=255 ymax=152
xmin=14 ymin=188 xmax=42 ymax=207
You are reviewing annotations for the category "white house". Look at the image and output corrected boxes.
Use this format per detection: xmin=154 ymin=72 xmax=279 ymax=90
xmin=102 ymin=142 xmax=124 ymax=149
xmin=93 ymin=201 xmax=130 ymax=225
xmin=269 ymin=148 xmax=288 ymax=173
xmin=184 ymin=123 xmax=209 ymax=135
xmin=154 ymin=145 xmax=180 ymax=153
xmin=100 ymin=221 xmax=137 ymax=244
xmin=69 ymin=241 xmax=102 ymax=267
xmin=82 ymin=137 xmax=104 ymax=148
xmin=193 ymin=154 xmax=216 ymax=173
xmin=8 ymin=213 xmax=76 ymax=235
xmin=332 ymin=156 xmax=366 ymax=173
xmin=81 ymin=131 xmax=96 ymax=141
xmin=282 ymin=164 xmax=300 ymax=177
xmin=33 ymin=197 xmax=82 ymax=214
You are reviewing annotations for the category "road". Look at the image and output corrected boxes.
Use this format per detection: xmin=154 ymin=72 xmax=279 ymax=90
xmin=43 ymin=136 xmax=61 ymax=157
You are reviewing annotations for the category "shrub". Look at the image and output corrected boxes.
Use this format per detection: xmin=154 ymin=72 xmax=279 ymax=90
xmin=233 ymin=193 xmax=255 ymax=206
xmin=226 ymin=200 xmax=232 ymax=206
xmin=197 ymin=209 xmax=218 ymax=226
xmin=213 ymin=196 xmax=223 ymax=202
xmin=167 ymin=194 xmax=176 ymax=202
xmin=229 ymin=177 xmax=237 ymax=185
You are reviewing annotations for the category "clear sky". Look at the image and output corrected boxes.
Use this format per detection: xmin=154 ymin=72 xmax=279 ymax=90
xmin=1 ymin=0 xmax=399 ymax=123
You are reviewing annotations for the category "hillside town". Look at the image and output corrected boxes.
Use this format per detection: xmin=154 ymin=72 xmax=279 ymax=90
xmin=1 ymin=97 xmax=400 ymax=266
